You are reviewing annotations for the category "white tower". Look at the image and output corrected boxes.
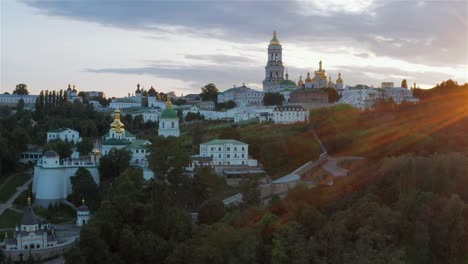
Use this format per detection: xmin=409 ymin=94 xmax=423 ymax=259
xmin=76 ymin=198 xmax=90 ymax=227
xmin=158 ymin=96 xmax=180 ymax=137
xmin=262 ymin=31 xmax=285 ymax=93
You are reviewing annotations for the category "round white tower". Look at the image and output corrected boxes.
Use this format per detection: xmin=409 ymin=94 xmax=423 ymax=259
xmin=42 ymin=150 xmax=60 ymax=168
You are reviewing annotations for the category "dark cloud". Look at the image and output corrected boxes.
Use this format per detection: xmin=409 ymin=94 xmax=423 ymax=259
xmin=23 ymin=0 xmax=467 ymax=69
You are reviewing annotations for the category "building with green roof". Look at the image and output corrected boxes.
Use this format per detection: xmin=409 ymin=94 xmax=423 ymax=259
xmin=158 ymin=97 xmax=180 ymax=137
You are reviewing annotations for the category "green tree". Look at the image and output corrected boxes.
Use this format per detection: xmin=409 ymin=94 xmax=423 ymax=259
xmin=69 ymin=168 xmax=100 ymax=210
xmin=198 ymin=199 xmax=226 ymax=224
xmin=76 ymin=138 xmax=93 ymax=156
xmin=44 ymin=140 xmax=72 ymax=159
xmin=98 ymin=148 xmax=131 ymax=180
xmin=263 ymin=92 xmax=285 ymax=106
xmin=16 ymin=98 xmax=25 ymax=111
xmin=149 ymin=137 xmax=190 ymax=185
xmin=13 ymin=83 xmax=29 ymax=95
xmin=200 ymin=83 xmax=219 ymax=102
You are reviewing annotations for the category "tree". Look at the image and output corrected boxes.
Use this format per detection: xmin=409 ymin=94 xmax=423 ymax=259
xmin=149 ymin=137 xmax=190 ymax=185
xmin=13 ymin=84 xmax=29 ymax=95
xmin=321 ymin=88 xmax=340 ymax=103
xmin=401 ymin=79 xmax=408 ymax=88
xmin=69 ymin=168 xmax=100 ymax=210
xmin=263 ymin=92 xmax=285 ymax=106
xmin=16 ymin=99 xmax=25 ymax=111
xmin=44 ymin=140 xmax=73 ymax=159
xmin=76 ymin=138 xmax=93 ymax=156
xmin=198 ymin=199 xmax=226 ymax=224
xmin=225 ymin=100 xmax=236 ymax=109
xmin=200 ymin=83 xmax=219 ymax=102
xmin=98 ymin=148 xmax=131 ymax=180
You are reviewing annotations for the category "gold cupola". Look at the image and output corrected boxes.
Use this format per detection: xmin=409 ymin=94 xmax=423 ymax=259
xmin=298 ymin=75 xmax=304 ymax=86
xmin=314 ymin=60 xmax=327 ymax=80
xmin=269 ymin=30 xmax=281 ymax=45
xmin=336 ymin=72 xmax=343 ymax=83
xmin=165 ymin=96 xmax=172 ymax=110
xmin=305 ymin=72 xmax=313 ymax=83
xmin=110 ymin=108 xmax=125 ymax=133
xmin=328 ymin=76 xmax=334 ymax=86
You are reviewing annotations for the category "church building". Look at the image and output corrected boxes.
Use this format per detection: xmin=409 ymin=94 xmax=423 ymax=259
xmin=158 ymin=97 xmax=180 ymax=137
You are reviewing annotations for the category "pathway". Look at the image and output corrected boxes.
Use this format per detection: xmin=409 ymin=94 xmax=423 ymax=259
xmin=322 ymin=156 xmax=364 ymax=177
xmin=0 ymin=176 xmax=32 ymax=215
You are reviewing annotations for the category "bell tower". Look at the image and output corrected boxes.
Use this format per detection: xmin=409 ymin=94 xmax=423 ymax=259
xmin=262 ymin=30 xmax=285 ymax=93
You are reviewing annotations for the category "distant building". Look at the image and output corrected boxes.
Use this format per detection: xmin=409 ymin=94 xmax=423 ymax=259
xmin=158 ymin=97 xmax=180 ymax=137
xmin=381 ymin=82 xmax=394 ymax=89
xmin=289 ymin=89 xmax=329 ymax=110
xmin=0 ymin=94 xmax=38 ymax=107
xmin=217 ymin=83 xmax=264 ymax=107
xmin=19 ymin=145 xmax=43 ymax=164
xmin=198 ymin=139 xmax=256 ymax=166
xmin=272 ymin=104 xmax=309 ymax=124
xmin=47 ymin=128 xmax=81 ymax=144
xmin=195 ymin=101 xmax=215 ymax=110
xmin=82 ymin=91 xmax=105 ymax=99
xmin=338 ymin=85 xmax=419 ymax=109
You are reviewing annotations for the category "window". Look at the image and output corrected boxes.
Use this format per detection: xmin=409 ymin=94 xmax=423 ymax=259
xmin=227 ymin=154 xmax=230 ymax=158
xmin=227 ymin=147 xmax=230 ymax=151
xmin=218 ymin=147 xmax=221 ymax=151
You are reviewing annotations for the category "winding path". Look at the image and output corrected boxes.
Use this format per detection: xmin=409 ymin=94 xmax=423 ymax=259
xmin=0 ymin=173 xmax=32 ymax=215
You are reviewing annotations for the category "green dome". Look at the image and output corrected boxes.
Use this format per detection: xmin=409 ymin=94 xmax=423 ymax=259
xmin=161 ymin=109 xmax=178 ymax=119
xmin=280 ymin=79 xmax=297 ymax=87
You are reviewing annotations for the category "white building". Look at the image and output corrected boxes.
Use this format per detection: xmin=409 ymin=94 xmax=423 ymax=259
xmin=272 ymin=104 xmax=309 ymax=124
xmin=126 ymin=108 xmax=160 ymax=123
xmin=32 ymin=150 xmax=100 ymax=207
xmin=339 ymin=85 xmax=419 ymax=109
xmin=217 ymin=83 xmax=264 ymax=107
xmin=0 ymin=94 xmax=38 ymax=107
xmin=3 ymin=199 xmax=57 ymax=250
xmin=47 ymin=128 xmax=82 ymax=144
xmin=158 ymin=97 xmax=180 ymax=137
xmin=147 ymin=97 xmax=167 ymax=108
xmin=109 ymin=98 xmax=141 ymax=109
xmin=234 ymin=108 xmax=260 ymax=122
xmin=199 ymin=139 xmax=257 ymax=166
xmin=76 ymin=199 xmax=91 ymax=227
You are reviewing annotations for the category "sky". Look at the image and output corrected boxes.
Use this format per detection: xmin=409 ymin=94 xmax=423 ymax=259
xmin=1 ymin=0 xmax=467 ymax=97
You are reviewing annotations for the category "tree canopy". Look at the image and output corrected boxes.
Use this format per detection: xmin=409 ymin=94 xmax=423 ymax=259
xmin=200 ymin=83 xmax=219 ymax=102
xmin=13 ymin=84 xmax=29 ymax=95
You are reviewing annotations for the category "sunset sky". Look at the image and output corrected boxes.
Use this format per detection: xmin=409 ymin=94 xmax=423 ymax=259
xmin=1 ymin=0 xmax=467 ymax=97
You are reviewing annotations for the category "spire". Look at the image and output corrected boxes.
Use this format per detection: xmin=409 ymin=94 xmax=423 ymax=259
xmin=269 ymin=30 xmax=280 ymax=45
xmin=285 ymin=69 xmax=289 ymax=80
xmin=82 ymin=198 xmax=85 ymax=206
xmin=27 ymin=196 xmax=31 ymax=206
xmin=336 ymin=72 xmax=343 ymax=83
xmin=319 ymin=60 xmax=323 ymax=71
xmin=305 ymin=72 xmax=312 ymax=83
xmin=166 ymin=96 xmax=172 ymax=110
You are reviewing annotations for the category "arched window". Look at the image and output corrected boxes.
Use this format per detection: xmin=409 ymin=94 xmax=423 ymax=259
xmin=171 ymin=121 xmax=174 ymax=128
xmin=162 ymin=122 xmax=165 ymax=128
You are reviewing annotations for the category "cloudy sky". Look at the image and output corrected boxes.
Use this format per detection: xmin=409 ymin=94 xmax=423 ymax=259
xmin=1 ymin=0 xmax=467 ymax=97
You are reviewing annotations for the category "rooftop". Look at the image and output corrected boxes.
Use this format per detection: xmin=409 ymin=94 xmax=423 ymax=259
xmin=202 ymin=139 xmax=247 ymax=145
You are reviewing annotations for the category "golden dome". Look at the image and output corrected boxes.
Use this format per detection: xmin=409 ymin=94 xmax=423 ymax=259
xmin=297 ymin=75 xmax=304 ymax=86
xmin=314 ymin=60 xmax=327 ymax=80
xmin=336 ymin=72 xmax=343 ymax=83
xmin=269 ymin=30 xmax=281 ymax=45
xmin=166 ymin=96 xmax=173 ymax=110
xmin=328 ymin=76 xmax=334 ymax=86
xmin=110 ymin=108 xmax=125 ymax=133
xmin=305 ymin=72 xmax=313 ymax=83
